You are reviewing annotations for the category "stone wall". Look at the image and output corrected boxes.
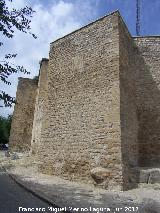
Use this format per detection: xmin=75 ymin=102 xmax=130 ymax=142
xmin=9 ymin=10 xmax=160 ymax=191
xmin=31 ymin=58 xmax=48 ymax=154
xmin=134 ymin=37 xmax=160 ymax=167
xmin=38 ymin=11 xmax=124 ymax=190
xmin=9 ymin=78 xmax=37 ymax=151
xmin=118 ymin=16 xmax=139 ymax=190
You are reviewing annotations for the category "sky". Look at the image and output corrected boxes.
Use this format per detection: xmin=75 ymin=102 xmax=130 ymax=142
xmin=0 ymin=0 xmax=160 ymax=117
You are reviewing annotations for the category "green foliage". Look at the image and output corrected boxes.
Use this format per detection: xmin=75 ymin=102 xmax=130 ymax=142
xmin=0 ymin=114 xmax=12 ymax=144
xmin=0 ymin=0 xmax=36 ymax=107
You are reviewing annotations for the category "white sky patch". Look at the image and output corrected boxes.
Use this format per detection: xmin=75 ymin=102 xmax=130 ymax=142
xmin=0 ymin=0 xmax=98 ymax=117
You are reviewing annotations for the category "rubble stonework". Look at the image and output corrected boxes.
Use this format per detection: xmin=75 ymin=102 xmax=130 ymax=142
xmin=134 ymin=37 xmax=160 ymax=167
xmin=9 ymin=11 xmax=160 ymax=191
xmin=9 ymin=78 xmax=38 ymax=151
xmin=31 ymin=58 xmax=49 ymax=154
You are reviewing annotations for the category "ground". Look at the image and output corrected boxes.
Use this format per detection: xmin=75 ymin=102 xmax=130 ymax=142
xmin=0 ymin=152 xmax=57 ymax=213
xmin=1 ymin=151 xmax=160 ymax=213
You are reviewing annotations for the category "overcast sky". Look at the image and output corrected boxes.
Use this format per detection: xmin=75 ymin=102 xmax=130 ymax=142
xmin=0 ymin=0 xmax=160 ymax=117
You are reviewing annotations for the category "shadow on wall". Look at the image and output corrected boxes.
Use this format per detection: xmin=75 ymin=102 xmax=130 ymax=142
xmin=135 ymin=38 xmax=160 ymax=168
xmin=120 ymin=34 xmax=160 ymax=190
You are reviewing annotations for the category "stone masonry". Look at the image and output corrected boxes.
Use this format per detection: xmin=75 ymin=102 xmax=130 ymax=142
xmin=9 ymin=11 xmax=160 ymax=191
xmin=9 ymin=78 xmax=38 ymax=151
xmin=31 ymin=58 xmax=49 ymax=154
xmin=38 ymin=11 xmax=122 ymax=190
xmin=134 ymin=37 xmax=160 ymax=167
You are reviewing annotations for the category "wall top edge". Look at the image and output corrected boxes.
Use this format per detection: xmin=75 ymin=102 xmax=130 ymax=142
xmin=50 ymin=10 xmax=120 ymax=46
xmin=41 ymin=58 xmax=49 ymax=62
xmin=18 ymin=77 xmax=37 ymax=82
xmin=40 ymin=58 xmax=49 ymax=67
xmin=133 ymin=36 xmax=160 ymax=39
xmin=118 ymin=14 xmax=132 ymax=39
xmin=18 ymin=77 xmax=32 ymax=81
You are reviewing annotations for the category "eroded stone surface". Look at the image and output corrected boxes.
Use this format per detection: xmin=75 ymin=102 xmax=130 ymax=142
xmin=9 ymin=11 xmax=160 ymax=191
xmin=9 ymin=78 xmax=37 ymax=152
xmin=90 ymin=167 xmax=112 ymax=183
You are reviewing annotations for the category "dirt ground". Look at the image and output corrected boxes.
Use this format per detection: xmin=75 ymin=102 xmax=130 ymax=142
xmin=1 ymin=152 xmax=160 ymax=213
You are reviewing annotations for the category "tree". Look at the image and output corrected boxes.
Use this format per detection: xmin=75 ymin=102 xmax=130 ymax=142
xmin=0 ymin=0 xmax=37 ymax=107
xmin=0 ymin=114 xmax=12 ymax=144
